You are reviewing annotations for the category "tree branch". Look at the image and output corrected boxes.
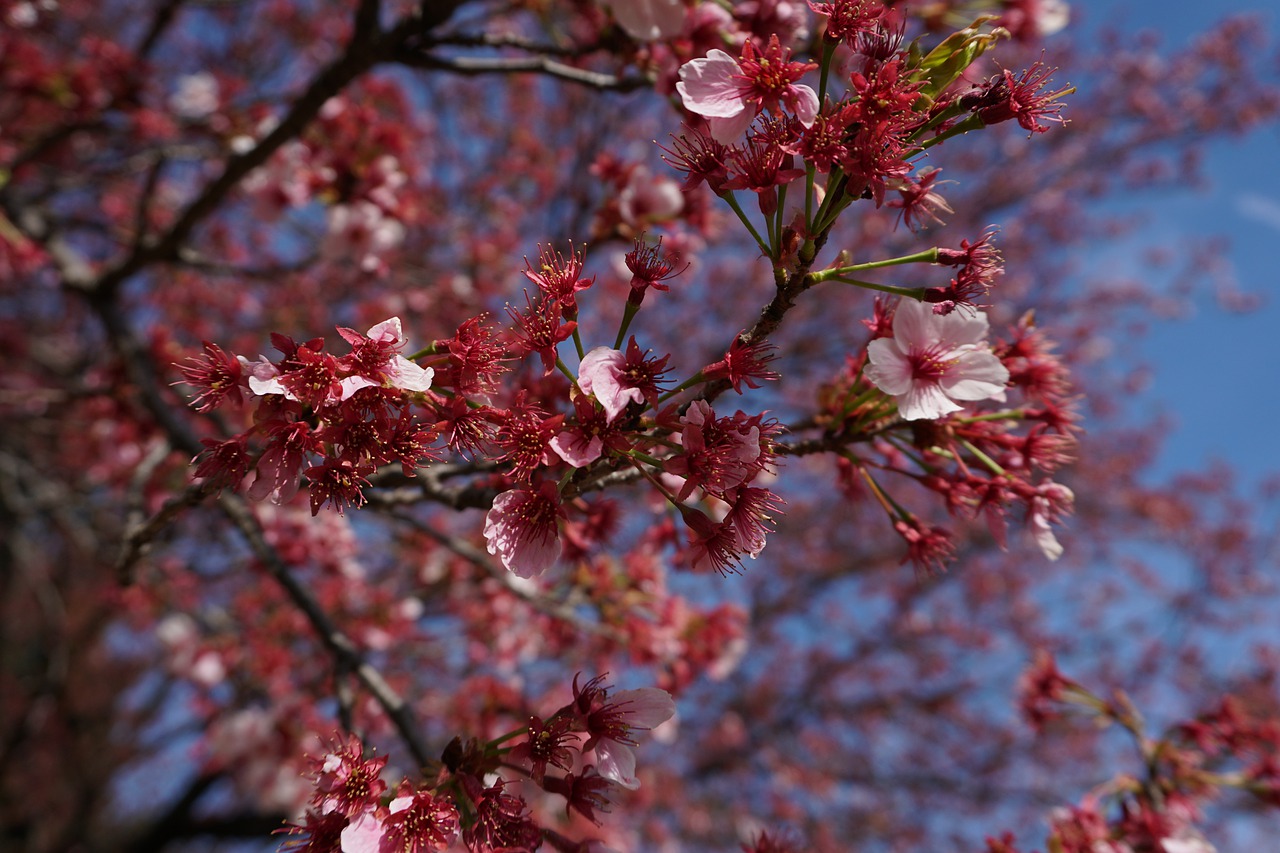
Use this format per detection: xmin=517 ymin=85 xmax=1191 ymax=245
xmin=392 ymin=50 xmax=649 ymax=91
xmin=217 ymin=494 xmax=434 ymax=769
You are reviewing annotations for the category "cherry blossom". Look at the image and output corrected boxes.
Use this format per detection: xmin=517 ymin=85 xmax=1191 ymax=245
xmin=864 ymin=298 xmax=1009 ymax=421
xmin=483 ymin=484 xmax=565 ymax=577
xmin=604 ymin=0 xmax=685 ymax=42
xmin=572 ymin=676 xmax=677 ymax=790
xmin=676 ymin=38 xmax=819 ymax=142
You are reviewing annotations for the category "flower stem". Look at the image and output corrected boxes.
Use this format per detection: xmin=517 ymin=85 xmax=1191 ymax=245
xmin=914 ymin=114 xmax=983 ymax=153
xmin=959 ymin=437 xmax=1007 ymax=477
xmin=721 ymin=191 xmax=771 ymax=259
xmin=614 ymin=300 xmax=640 ymax=350
xmin=810 ymin=248 xmax=941 ymax=280
xmin=658 ymin=371 xmax=706 ymax=403
xmin=555 ymin=356 xmax=579 ymax=386
xmin=827 ymin=277 xmax=927 ymax=299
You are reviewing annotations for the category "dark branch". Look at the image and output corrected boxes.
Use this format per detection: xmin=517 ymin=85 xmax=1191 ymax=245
xmin=392 ymin=50 xmax=649 ymax=91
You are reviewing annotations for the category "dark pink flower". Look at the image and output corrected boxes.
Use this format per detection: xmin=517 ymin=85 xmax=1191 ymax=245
xmin=379 ymin=784 xmax=459 ymax=851
xmin=192 ymin=436 xmax=251 ymax=491
xmin=506 ymin=291 xmax=577 ymax=376
xmin=509 ymin=714 xmax=576 ymax=783
xmin=441 ymin=314 xmax=509 ymax=396
xmin=309 ymin=735 xmax=388 ymax=817
xmin=965 ymin=62 xmax=1073 ymax=135
xmin=624 ymin=236 xmax=686 ymax=303
xmin=523 ymin=243 xmax=594 ymax=318
xmin=808 ymin=0 xmax=886 ymax=45
xmin=177 ymin=341 xmax=244 ymax=411
xmin=725 ymin=486 xmax=784 ymax=557
xmin=541 ymin=765 xmax=615 ymax=824
xmin=660 ymin=127 xmax=732 ymax=193
xmin=303 ymin=458 xmax=374 ymax=516
xmin=493 ymin=394 xmax=563 ymax=482
xmin=702 ymin=335 xmax=779 ymax=393
xmin=462 ymin=779 xmax=541 ymax=853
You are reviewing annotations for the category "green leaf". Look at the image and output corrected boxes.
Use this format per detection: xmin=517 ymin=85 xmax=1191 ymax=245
xmin=910 ymin=16 xmax=1008 ymax=107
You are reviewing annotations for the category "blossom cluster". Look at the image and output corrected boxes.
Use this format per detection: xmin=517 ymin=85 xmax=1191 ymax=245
xmin=988 ymin=654 xmax=1280 ymax=853
xmin=278 ymin=676 xmax=674 ymax=852
xmin=182 ymin=224 xmax=794 ymax=579
xmin=669 ymin=2 xmax=1071 ymax=237
xmin=181 ymin=4 xmax=1079 ymax=584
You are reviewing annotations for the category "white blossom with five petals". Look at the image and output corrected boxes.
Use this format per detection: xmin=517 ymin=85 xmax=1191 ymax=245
xmin=865 ymin=298 xmax=1009 ymax=421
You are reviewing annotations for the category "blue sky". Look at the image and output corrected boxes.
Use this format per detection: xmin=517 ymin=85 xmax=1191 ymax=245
xmin=1069 ymin=0 xmax=1280 ymax=486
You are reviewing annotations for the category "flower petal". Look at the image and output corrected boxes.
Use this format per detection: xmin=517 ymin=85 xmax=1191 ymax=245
xmin=898 ymin=381 xmax=962 ymax=421
xmin=864 ymin=338 xmax=912 ymax=395
xmin=933 ymin=305 xmax=991 ymax=348
xmin=941 ymin=350 xmax=1009 ymax=401
xmin=791 ymin=84 xmax=820 ymax=126
xmin=607 ymin=0 xmax=684 ymax=41
xmin=611 ymin=688 xmax=676 ymax=729
xmin=595 ymin=738 xmax=640 ymax=790
xmin=676 ymin=50 xmax=746 ymax=118
xmin=891 ymin=298 xmax=941 ymax=349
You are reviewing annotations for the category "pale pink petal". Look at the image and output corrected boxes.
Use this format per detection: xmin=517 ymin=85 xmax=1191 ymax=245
xmin=364 ymin=317 xmax=405 ymax=346
xmin=1030 ymin=508 xmax=1064 ymax=561
xmin=891 ymin=298 xmax=941 ymax=349
xmin=898 ymin=381 xmax=963 ymax=421
xmin=385 ymin=356 xmax=434 ymax=393
xmin=680 ymin=399 xmax=712 ymax=431
xmin=707 ymin=109 xmax=758 ymax=143
xmin=339 ymin=809 xmax=384 ymax=853
xmin=610 ymin=687 xmax=676 ymax=729
xmin=595 ymin=738 xmax=640 ymax=790
xmin=934 ymin=305 xmax=991 ymax=348
xmin=507 ymin=533 xmax=560 ymax=578
xmin=940 ymin=350 xmax=1008 ymax=401
xmin=338 ymin=375 xmax=379 ymax=401
xmin=791 ymin=84 xmax=820 ymax=126
xmin=607 ymin=0 xmax=684 ymax=41
xmin=549 ymin=430 xmax=603 ymax=467
xmin=483 ymin=489 xmax=562 ymax=578
xmin=676 ymin=50 xmax=746 ymax=118
xmin=579 ymin=346 xmax=644 ymax=422
xmin=242 ymin=356 xmax=289 ymax=397
xmin=864 ymin=338 xmax=912 ymax=395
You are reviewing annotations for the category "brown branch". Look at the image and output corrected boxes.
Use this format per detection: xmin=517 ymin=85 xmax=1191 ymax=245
xmin=392 ymin=50 xmax=649 ymax=91
xmin=217 ymin=494 xmax=434 ymax=769
xmin=116 ymin=476 xmax=220 ymax=585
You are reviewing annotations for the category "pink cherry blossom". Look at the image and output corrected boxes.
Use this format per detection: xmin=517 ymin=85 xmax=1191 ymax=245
xmin=578 ymin=346 xmax=645 ymax=423
xmin=618 ymin=166 xmax=684 ymax=228
xmin=483 ymin=484 xmax=564 ymax=578
xmin=1029 ymin=480 xmax=1074 ymax=561
xmin=349 ymin=317 xmax=435 ymax=395
xmin=604 ymin=0 xmax=685 ymax=42
xmin=864 ymin=298 xmax=1009 ymax=421
xmin=338 ymin=809 xmax=384 ymax=853
xmin=585 ymin=686 xmax=676 ymax=790
xmin=676 ymin=38 xmax=819 ymax=143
